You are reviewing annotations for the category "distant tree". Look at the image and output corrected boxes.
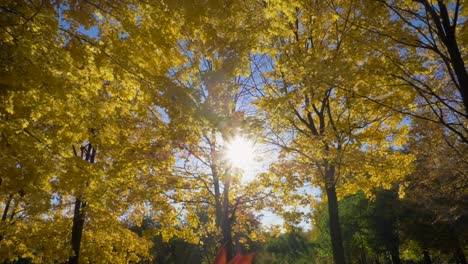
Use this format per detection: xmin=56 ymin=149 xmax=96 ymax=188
xmin=130 ymin=216 xmax=203 ymax=264
xmin=369 ymin=189 xmax=401 ymax=264
xmin=401 ymin=118 xmax=468 ymax=264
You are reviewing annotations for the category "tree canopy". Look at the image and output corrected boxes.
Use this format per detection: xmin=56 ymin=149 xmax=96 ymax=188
xmin=1 ymin=0 xmax=466 ymax=263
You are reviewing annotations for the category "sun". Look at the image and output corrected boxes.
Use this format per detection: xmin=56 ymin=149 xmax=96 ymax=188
xmin=225 ymin=136 xmax=255 ymax=170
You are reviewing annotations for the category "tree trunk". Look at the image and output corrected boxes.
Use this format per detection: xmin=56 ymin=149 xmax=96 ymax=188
xmin=1 ymin=194 xmax=12 ymax=221
xmin=389 ymin=247 xmax=401 ymax=264
xmin=0 ymin=194 xmax=13 ymax=241
xmin=222 ymin=175 xmax=233 ymax=262
xmin=211 ymin=158 xmax=222 ymax=227
xmin=360 ymin=245 xmax=367 ymax=264
xmin=221 ymin=215 xmax=233 ymax=262
xmin=68 ymin=143 xmax=95 ymax=264
xmin=69 ymin=197 xmax=86 ymax=264
xmin=424 ymin=0 xmax=468 ymax=112
xmin=213 ymin=174 xmax=222 ymax=227
xmin=325 ymin=165 xmax=346 ymax=264
xmin=209 ymin=132 xmax=223 ymax=228
xmin=443 ymin=27 xmax=468 ymax=113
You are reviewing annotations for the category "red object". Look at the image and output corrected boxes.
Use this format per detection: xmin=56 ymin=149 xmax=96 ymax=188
xmin=214 ymin=244 xmax=227 ymax=264
xmin=228 ymin=253 xmax=254 ymax=264
xmin=214 ymin=244 xmax=254 ymax=264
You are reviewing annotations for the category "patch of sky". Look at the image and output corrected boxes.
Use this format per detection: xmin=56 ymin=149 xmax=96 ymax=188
xmin=56 ymin=3 xmax=70 ymax=30
xmin=262 ymin=206 xmax=313 ymax=232
xmin=51 ymin=193 xmax=60 ymax=206
xmin=119 ymin=31 xmax=129 ymax=39
xmin=56 ymin=1 xmax=101 ymax=44
xmin=78 ymin=24 xmax=100 ymax=38
xmin=148 ymin=105 xmax=171 ymax=124
xmin=260 ymin=210 xmax=284 ymax=228
xmin=400 ymin=116 xmax=412 ymax=127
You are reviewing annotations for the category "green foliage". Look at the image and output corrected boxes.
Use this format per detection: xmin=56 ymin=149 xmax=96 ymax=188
xmin=255 ymin=229 xmax=317 ymax=264
xmin=130 ymin=217 xmax=203 ymax=264
xmin=312 ymin=190 xmax=468 ymax=264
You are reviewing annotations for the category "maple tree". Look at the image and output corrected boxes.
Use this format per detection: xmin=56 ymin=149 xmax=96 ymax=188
xmin=1 ymin=0 xmax=467 ymax=263
xmin=402 ymin=117 xmax=468 ymax=263
xmin=0 ymin=1 xmax=185 ymax=262
xmin=169 ymin=45 xmax=269 ymax=262
xmin=251 ymin=1 xmax=416 ymax=263
xmin=350 ymin=0 xmax=468 ymax=144
xmin=150 ymin=1 xmax=273 ymax=261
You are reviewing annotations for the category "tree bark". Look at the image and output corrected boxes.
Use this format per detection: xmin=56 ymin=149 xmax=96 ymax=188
xmin=420 ymin=0 xmax=468 ymax=112
xmin=1 ymin=194 xmax=12 ymax=221
xmin=221 ymin=215 xmax=233 ymax=262
xmin=213 ymin=173 xmax=222 ymax=227
xmin=0 ymin=194 xmax=13 ymax=242
xmin=68 ymin=143 xmax=95 ymax=264
xmin=440 ymin=19 xmax=468 ymax=113
xmin=389 ymin=227 xmax=401 ymax=264
xmin=389 ymin=247 xmax=401 ymax=264
xmin=325 ymin=165 xmax=346 ymax=264
xmin=222 ymin=173 xmax=234 ymax=262
xmin=210 ymin=142 xmax=222 ymax=228
xmin=360 ymin=245 xmax=367 ymax=264
xmin=436 ymin=1 xmax=468 ymax=113
xmin=69 ymin=198 xmax=86 ymax=264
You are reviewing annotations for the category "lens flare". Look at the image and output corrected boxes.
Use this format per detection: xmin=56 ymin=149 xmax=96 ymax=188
xmin=225 ymin=136 xmax=255 ymax=169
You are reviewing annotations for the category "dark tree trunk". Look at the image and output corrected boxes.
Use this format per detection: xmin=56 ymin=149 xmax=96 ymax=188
xmin=437 ymin=1 xmax=468 ymax=113
xmin=421 ymin=0 xmax=468 ymax=112
xmin=446 ymin=39 xmax=468 ymax=112
xmin=1 ymin=194 xmax=12 ymax=221
xmin=423 ymin=250 xmax=432 ymax=264
xmin=360 ymin=246 xmax=367 ymax=264
xmin=211 ymin=147 xmax=222 ymax=228
xmin=208 ymin=131 xmax=223 ymax=229
xmin=222 ymin=174 xmax=233 ymax=262
xmin=213 ymin=175 xmax=222 ymax=227
xmin=325 ymin=165 xmax=346 ymax=264
xmin=0 ymin=194 xmax=13 ymax=241
xmin=69 ymin=198 xmax=86 ymax=264
xmin=221 ymin=214 xmax=233 ymax=262
xmin=389 ymin=247 xmax=401 ymax=264
xmin=68 ymin=143 xmax=95 ymax=264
